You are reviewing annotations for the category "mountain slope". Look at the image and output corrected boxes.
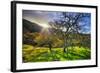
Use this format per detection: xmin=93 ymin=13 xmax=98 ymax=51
xmin=23 ymin=19 xmax=42 ymax=33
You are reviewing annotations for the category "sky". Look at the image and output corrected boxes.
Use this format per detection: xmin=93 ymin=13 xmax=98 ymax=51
xmin=23 ymin=10 xmax=91 ymax=34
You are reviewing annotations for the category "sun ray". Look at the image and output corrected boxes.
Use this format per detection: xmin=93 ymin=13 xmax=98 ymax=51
xmin=40 ymin=23 xmax=49 ymax=28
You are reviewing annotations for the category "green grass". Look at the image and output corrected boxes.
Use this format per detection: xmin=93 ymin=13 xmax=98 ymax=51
xmin=22 ymin=44 xmax=91 ymax=63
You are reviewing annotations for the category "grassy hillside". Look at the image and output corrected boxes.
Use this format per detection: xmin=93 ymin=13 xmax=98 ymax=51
xmin=22 ymin=44 xmax=91 ymax=63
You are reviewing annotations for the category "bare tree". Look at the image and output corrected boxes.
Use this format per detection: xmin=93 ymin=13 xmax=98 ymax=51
xmin=49 ymin=12 xmax=90 ymax=54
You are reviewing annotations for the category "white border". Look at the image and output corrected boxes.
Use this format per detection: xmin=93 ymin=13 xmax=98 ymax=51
xmin=16 ymin=4 xmax=96 ymax=70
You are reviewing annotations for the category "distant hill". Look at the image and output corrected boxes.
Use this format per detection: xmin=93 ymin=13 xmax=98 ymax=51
xmin=23 ymin=19 xmax=42 ymax=33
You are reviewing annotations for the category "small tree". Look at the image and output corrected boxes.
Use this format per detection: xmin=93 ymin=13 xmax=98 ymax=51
xmin=34 ymin=29 xmax=54 ymax=52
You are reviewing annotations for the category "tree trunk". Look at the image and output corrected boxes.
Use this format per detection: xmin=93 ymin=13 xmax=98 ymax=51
xmin=63 ymin=47 xmax=66 ymax=53
xmin=63 ymin=44 xmax=69 ymax=57
xmin=48 ymin=43 xmax=52 ymax=52
xmin=63 ymin=37 xmax=67 ymax=53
